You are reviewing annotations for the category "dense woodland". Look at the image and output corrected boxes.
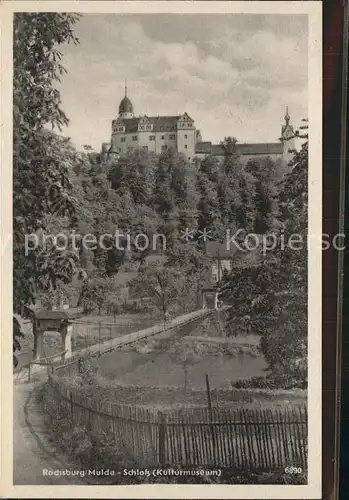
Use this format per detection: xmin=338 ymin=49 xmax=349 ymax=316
xmin=13 ymin=13 xmax=308 ymax=388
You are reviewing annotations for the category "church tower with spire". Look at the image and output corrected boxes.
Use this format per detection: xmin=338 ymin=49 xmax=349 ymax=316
xmin=281 ymin=106 xmax=296 ymax=166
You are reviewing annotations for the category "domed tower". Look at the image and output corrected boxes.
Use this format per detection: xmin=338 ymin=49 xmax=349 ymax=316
xmin=118 ymin=81 xmax=134 ymax=119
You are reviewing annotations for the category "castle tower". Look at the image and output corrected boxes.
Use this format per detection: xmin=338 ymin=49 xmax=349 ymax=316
xmin=176 ymin=112 xmax=196 ymax=159
xmin=281 ymin=107 xmax=296 ymax=165
xmin=118 ymin=80 xmax=134 ymax=119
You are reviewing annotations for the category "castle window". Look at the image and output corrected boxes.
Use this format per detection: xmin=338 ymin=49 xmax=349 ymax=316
xmin=161 ymin=135 xmax=165 ymax=140
xmin=184 ymin=145 xmax=188 ymax=149
xmin=146 ymin=125 xmax=151 ymax=130
xmin=132 ymin=136 xmax=137 ymax=141
xmin=161 ymin=145 xmax=168 ymax=151
xmin=184 ymin=134 xmax=188 ymax=139
xmin=121 ymin=137 xmax=126 ymax=143
xmin=143 ymin=146 xmax=148 ymax=151
xmin=119 ymin=127 xmax=124 ymax=132
xmin=169 ymin=134 xmax=175 ymax=140
xmin=149 ymin=135 xmax=155 ymax=141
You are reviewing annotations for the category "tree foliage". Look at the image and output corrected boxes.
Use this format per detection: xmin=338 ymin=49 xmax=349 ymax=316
xmin=13 ymin=14 xmax=306 ymax=385
xmin=129 ymin=263 xmax=186 ymax=322
xmin=13 ymin=13 xmax=82 ymax=365
xmin=168 ymin=339 xmax=207 ymax=392
xmin=78 ymin=276 xmax=120 ymax=315
xmin=104 ymin=287 xmax=128 ymax=322
xmin=219 ymin=123 xmax=308 ymax=388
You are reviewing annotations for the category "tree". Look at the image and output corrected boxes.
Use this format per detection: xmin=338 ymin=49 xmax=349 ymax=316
xmin=40 ymin=282 xmax=70 ymax=310
xmin=219 ymin=122 xmax=308 ymax=388
xmin=105 ymin=286 xmax=128 ymax=322
xmin=246 ymin=157 xmax=281 ymax=233
xmin=196 ymin=156 xmax=223 ymax=240
xmin=153 ymin=150 xmax=197 ymax=250
xmin=129 ymin=263 xmax=185 ymax=324
xmin=78 ymin=276 xmax=117 ymax=315
xmin=107 ymin=151 xmax=162 ymax=270
xmin=13 ymin=13 xmax=82 ymax=365
xmin=217 ymin=138 xmax=256 ymax=232
xmin=220 ymin=136 xmax=238 ymax=164
xmin=108 ymin=150 xmax=156 ymax=206
xmin=167 ymin=240 xmax=211 ymax=310
xmin=168 ymin=339 xmax=206 ymax=392
xmin=154 ymin=151 xmax=177 ymax=214
xmin=13 ymin=318 xmax=24 ymax=369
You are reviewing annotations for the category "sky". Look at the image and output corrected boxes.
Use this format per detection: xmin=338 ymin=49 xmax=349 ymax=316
xmin=57 ymin=13 xmax=308 ymax=151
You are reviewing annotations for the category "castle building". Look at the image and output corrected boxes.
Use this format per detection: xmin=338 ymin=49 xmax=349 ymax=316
xmin=103 ymin=86 xmax=296 ymax=166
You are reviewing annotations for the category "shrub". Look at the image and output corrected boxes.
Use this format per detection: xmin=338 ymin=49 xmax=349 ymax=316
xmin=233 ymin=372 xmax=307 ymax=390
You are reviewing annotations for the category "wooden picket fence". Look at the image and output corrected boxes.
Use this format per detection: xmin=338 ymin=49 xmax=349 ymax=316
xmin=161 ymin=406 xmax=307 ymax=469
xmin=46 ymin=376 xmax=307 ymax=471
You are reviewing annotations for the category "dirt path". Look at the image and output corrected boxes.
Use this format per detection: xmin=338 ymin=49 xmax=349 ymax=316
xmin=13 ymin=374 xmax=84 ymax=485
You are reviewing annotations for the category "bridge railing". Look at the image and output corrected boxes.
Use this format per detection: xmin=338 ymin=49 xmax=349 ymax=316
xmin=71 ymin=308 xmax=213 ymax=359
xmin=38 ymin=308 xmax=213 ymax=382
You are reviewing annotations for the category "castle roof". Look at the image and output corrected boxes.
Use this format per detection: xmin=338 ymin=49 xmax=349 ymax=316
xmin=236 ymin=142 xmax=283 ymax=155
xmin=119 ymin=117 xmax=139 ymax=132
xmin=108 ymin=144 xmax=120 ymax=154
xmin=195 ymin=141 xmax=212 ymax=154
xmin=212 ymin=144 xmax=225 ymax=156
xmin=118 ymin=115 xmax=184 ymax=133
xmin=148 ymin=116 xmax=179 ymax=132
xmin=119 ymin=96 xmax=134 ymax=114
xmin=34 ymin=309 xmax=83 ymax=320
xmin=195 ymin=141 xmax=283 ymax=157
